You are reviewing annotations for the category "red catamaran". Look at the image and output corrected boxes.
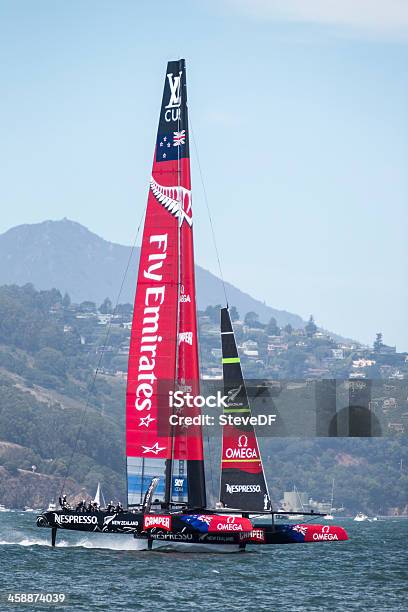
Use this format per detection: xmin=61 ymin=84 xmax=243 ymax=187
xmin=37 ymin=59 xmax=348 ymax=550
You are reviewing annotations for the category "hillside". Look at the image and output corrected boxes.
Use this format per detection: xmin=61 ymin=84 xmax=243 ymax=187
xmin=0 ymin=219 xmax=304 ymax=328
xmin=0 ymin=285 xmax=406 ymax=513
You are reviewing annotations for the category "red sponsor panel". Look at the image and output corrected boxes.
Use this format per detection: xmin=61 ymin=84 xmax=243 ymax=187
xmin=298 ymin=524 xmax=348 ymax=542
xmin=143 ymin=515 xmax=172 ymax=531
xmin=239 ymin=529 xmax=266 ymax=543
xmin=208 ymin=515 xmax=253 ymax=533
xmin=221 ymin=427 xmax=263 ymax=474
xmin=126 ymin=171 xmax=179 ymax=459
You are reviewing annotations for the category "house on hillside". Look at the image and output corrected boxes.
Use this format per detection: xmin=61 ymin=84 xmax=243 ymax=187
xmin=352 ymin=358 xmax=376 ymax=368
xmin=242 ymin=340 xmax=258 ymax=351
xmin=267 ymin=342 xmax=288 ymax=355
xmin=243 ymin=326 xmax=264 ymax=338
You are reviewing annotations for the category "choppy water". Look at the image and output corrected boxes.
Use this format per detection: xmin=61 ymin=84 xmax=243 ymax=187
xmin=0 ymin=512 xmax=407 ymax=611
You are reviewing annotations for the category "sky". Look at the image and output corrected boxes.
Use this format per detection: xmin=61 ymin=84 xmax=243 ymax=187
xmin=0 ymin=0 xmax=407 ymax=350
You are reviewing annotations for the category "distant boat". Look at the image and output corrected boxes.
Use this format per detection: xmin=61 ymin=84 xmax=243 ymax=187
xmin=93 ymin=482 xmax=105 ymax=508
xmin=324 ymin=479 xmax=335 ymax=520
xmin=0 ymin=504 xmax=9 ymax=512
xmin=286 ymin=485 xmax=307 ymax=519
xmin=354 ymin=512 xmax=369 ymax=522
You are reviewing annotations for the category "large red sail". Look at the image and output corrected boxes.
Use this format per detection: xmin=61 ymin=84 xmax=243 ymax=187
xmin=126 ymin=60 xmax=205 ymax=507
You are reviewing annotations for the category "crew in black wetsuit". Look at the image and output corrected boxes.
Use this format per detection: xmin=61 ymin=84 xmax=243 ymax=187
xmin=58 ymin=495 xmax=68 ymax=509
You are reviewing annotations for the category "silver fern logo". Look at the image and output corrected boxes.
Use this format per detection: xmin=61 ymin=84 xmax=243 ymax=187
xmin=150 ymin=177 xmax=192 ymax=226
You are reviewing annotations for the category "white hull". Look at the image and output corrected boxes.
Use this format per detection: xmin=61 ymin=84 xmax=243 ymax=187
xmin=287 ymin=514 xmax=304 ymax=521
xmin=354 ymin=513 xmax=369 ymax=522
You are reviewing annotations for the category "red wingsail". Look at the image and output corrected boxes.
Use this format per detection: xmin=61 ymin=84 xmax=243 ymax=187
xmin=126 ymin=60 xmax=205 ymax=507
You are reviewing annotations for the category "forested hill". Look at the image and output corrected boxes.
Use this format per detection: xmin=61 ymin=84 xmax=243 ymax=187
xmin=0 ymin=284 xmax=406 ymax=514
xmin=0 ymin=219 xmax=304 ymax=328
xmin=0 ymin=284 xmax=125 ymax=508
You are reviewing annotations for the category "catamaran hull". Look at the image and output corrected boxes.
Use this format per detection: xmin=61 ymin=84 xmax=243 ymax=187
xmin=36 ymin=511 xmax=348 ymax=546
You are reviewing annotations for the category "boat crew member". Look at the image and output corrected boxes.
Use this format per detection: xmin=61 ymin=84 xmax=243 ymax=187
xmin=59 ymin=495 xmax=68 ymax=509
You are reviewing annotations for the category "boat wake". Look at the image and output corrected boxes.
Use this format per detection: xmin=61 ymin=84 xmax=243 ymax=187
xmin=0 ymin=535 xmax=146 ymax=551
xmin=0 ymin=534 xmax=246 ymax=553
xmin=0 ymin=537 xmax=70 ymax=547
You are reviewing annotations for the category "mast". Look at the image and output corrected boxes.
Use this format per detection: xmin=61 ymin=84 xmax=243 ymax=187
xmin=164 ymin=66 xmax=183 ymax=507
xmin=219 ymin=308 xmax=271 ymax=512
xmin=330 ymin=478 xmax=334 ymax=512
xmin=126 ymin=60 xmax=205 ymax=509
xmin=171 ymin=59 xmax=206 ymax=509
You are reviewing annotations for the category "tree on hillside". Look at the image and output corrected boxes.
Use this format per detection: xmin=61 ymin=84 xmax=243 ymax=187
xmin=204 ymin=304 xmax=222 ymax=323
xmin=244 ymin=311 xmax=259 ymax=326
xmin=284 ymin=323 xmax=293 ymax=335
xmin=35 ymin=347 xmax=67 ymax=378
xmin=62 ymin=292 xmax=71 ymax=309
xmin=116 ymin=303 xmax=133 ymax=317
xmin=80 ymin=301 xmax=96 ymax=313
xmin=306 ymin=315 xmax=317 ymax=337
xmin=36 ymin=287 xmax=62 ymax=311
xmin=266 ymin=317 xmax=280 ymax=336
xmin=99 ymin=297 xmax=113 ymax=314
xmin=373 ymin=333 xmax=383 ymax=352
xmin=38 ymin=323 xmax=64 ymax=351
xmin=230 ymin=306 xmax=239 ymax=321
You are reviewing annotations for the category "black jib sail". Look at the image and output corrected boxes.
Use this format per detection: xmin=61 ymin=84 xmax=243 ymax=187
xmin=219 ymin=308 xmax=271 ymax=512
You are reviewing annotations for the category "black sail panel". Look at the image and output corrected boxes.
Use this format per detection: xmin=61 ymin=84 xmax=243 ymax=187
xmin=220 ymin=308 xmax=271 ymax=512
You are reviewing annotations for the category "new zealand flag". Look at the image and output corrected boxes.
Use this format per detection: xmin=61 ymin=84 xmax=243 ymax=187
xmin=156 ymin=130 xmax=187 ymax=162
xmin=179 ymin=514 xmax=212 ymax=533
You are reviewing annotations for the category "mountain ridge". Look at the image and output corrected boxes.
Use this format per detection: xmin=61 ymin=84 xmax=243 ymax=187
xmin=0 ymin=219 xmax=305 ymax=328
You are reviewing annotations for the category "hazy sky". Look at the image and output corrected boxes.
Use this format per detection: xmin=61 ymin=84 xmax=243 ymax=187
xmin=0 ymin=1 xmax=407 ymax=349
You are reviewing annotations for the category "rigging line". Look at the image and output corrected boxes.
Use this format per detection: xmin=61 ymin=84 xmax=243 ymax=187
xmin=59 ymin=208 xmax=146 ymax=498
xmin=197 ymin=319 xmax=215 ymax=504
xmin=190 ymin=119 xmax=229 ymax=308
xmin=167 ymin=75 xmax=183 ymax=504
